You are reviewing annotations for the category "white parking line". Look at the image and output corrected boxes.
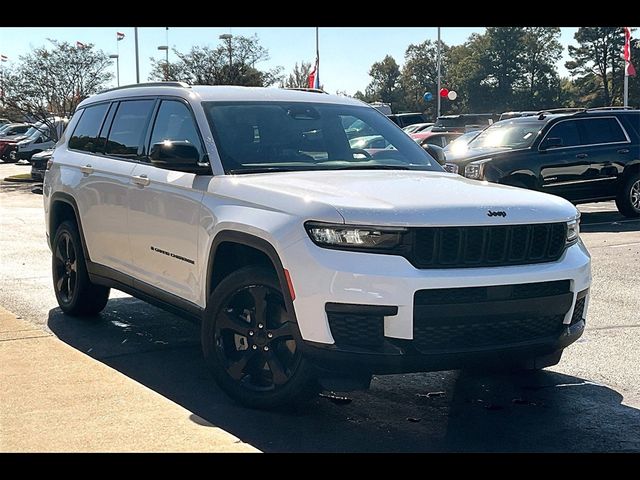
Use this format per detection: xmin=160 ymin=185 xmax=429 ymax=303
xmin=609 ymin=242 xmax=640 ymax=248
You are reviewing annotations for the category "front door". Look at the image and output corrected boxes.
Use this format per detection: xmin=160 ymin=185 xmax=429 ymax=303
xmin=127 ymin=99 xmax=207 ymax=306
xmin=539 ymin=119 xmax=592 ymax=202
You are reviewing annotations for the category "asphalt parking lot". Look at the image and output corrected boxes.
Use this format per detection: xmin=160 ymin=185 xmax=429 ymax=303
xmin=1 ymin=162 xmax=639 ymax=452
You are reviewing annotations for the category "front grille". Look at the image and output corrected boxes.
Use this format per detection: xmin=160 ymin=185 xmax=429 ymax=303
xmin=414 ymin=280 xmax=570 ymax=305
xmin=413 ymin=280 xmax=572 ymax=353
xmin=408 ymin=223 xmax=567 ymax=269
xmin=413 ymin=314 xmax=565 ymax=352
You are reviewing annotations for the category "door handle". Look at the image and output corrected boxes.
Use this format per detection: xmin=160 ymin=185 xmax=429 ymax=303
xmin=575 ymin=153 xmax=588 ymax=159
xmin=132 ymin=174 xmax=150 ymax=187
xmin=617 ymin=148 xmax=629 ymax=154
xmin=80 ymin=164 xmax=93 ymax=175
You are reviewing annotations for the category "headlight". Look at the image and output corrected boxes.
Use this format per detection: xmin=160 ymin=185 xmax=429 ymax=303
xmin=464 ymin=162 xmax=484 ymax=179
xmin=566 ymin=216 xmax=580 ymax=245
xmin=443 ymin=163 xmax=459 ymax=174
xmin=305 ymin=222 xmax=406 ymax=251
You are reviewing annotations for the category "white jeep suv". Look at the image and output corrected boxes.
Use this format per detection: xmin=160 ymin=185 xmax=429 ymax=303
xmin=44 ymin=83 xmax=591 ymax=408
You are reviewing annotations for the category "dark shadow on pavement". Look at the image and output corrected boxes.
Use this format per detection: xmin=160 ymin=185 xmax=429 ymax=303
xmin=578 ymin=207 xmax=640 ymax=233
xmin=48 ymin=297 xmax=640 ymax=452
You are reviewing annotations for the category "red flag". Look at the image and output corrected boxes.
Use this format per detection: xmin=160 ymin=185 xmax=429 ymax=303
xmin=624 ymin=27 xmax=636 ymax=77
xmin=117 ymin=32 xmax=125 ymax=41
xmin=76 ymin=41 xmax=86 ymax=49
xmin=308 ymin=61 xmax=317 ymax=89
xmin=0 ymin=54 xmax=7 ymax=62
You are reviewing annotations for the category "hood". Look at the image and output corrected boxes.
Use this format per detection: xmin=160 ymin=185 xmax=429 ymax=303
xmin=446 ymin=145 xmax=517 ymax=163
xmin=0 ymin=135 xmax=27 ymax=143
xmin=214 ymin=170 xmax=577 ymax=227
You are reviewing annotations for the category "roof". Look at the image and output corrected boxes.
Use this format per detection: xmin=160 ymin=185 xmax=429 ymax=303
xmin=79 ymin=83 xmax=366 ymax=109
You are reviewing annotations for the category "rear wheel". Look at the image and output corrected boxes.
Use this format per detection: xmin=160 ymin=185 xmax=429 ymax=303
xmin=52 ymin=220 xmax=110 ymax=316
xmin=616 ymin=172 xmax=640 ymax=218
xmin=202 ymin=265 xmax=318 ymax=409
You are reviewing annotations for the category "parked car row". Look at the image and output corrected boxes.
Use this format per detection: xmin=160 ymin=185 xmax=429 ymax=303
xmin=0 ymin=117 xmax=67 ymax=163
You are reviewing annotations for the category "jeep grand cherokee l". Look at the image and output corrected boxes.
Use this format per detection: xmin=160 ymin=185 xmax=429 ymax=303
xmin=44 ymin=83 xmax=591 ymax=408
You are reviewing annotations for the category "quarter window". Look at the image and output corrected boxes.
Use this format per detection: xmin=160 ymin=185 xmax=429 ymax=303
xmin=580 ymin=118 xmax=627 ymax=144
xmin=105 ymin=100 xmax=155 ymax=159
xmin=69 ymin=103 xmax=109 ymax=153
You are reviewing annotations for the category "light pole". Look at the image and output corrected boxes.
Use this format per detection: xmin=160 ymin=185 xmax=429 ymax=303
xmin=109 ymin=54 xmax=120 ymax=87
xmin=219 ymin=33 xmax=233 ymax=83
xmin=157 ymin=46 xmax=169 ymax=80
xmin=134 ymin=27 xmax=140 ymax=84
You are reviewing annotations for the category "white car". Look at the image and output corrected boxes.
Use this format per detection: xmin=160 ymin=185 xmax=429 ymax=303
xmin=44 ymin=83 xmax=591 ymax=408
xmin=12 ymin=117 xmax=68 ymax=162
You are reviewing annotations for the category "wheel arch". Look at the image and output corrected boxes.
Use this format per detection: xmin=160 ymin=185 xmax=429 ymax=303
xmin=49 ymin=192 xmax=90 ymax=262
xmin=205 ymin=230 xmax=297 ymax=323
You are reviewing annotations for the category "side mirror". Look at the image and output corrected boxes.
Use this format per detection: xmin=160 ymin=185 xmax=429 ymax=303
xmin=149 ymin=141 xmax=211 ymax=174
xmin=423 ymin=143 xmax=446 ymax=165
xmin=540 ymin=137 xmax=563 ymax=150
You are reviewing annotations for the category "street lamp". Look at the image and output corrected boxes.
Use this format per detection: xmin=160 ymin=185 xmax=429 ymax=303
xmin=157 ymin=45 xmax=169 ymax=81
xmin=109 ymin=54 xmax=120 ymax=87
xmin=219 ymin=33 xmax=233 ymax=83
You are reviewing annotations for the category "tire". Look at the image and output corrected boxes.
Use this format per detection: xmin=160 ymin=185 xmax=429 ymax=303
xmin=202 ymin=265 xmax=318 ymax=409
xmin=615 ymin=171 xmax=640 ymax=218
xmin=52 ymin=220 xmax=110 ymax=316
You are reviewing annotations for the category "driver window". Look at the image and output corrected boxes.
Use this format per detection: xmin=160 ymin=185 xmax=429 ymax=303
xmin=148 ymin=100 xmax=204 ymax=160
xmin=546 ymin=121 xmax=580 ymax=148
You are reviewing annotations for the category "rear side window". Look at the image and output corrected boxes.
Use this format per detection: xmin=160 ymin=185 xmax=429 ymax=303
xmin=546 ymin=120 xmax=581 ymax=148
xmin=580 ymin=118 xmax=627 ymax=144
xmin=105 ymin=100 xmax=155 ymax=159
xmin=68 ymin=103 xmax=109 ymax=153
xmin=147 ymin=100 xmax=204 ymax=159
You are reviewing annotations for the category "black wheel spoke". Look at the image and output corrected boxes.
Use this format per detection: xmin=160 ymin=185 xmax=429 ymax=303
xmin=269 ymin=322 xmax=293 ymax=341
xmin=55 ymin=244 xmax=65 ymax=264
xmin=227 ymin=350 xmax=256 ymax=380
xmin=266 ymin=350 xmax=289 ymax=385
xmin=66 ymin=276 xmax=72 ymax=297
xmin=56 ymin=275 xmax=65 ymax=294
xmin=65 ymin=235 xmax=70 ymax=260
xmin=249 ymin=286 xmax=269 ymax=324
xmin=218 ymin=309 xmax=251 ymax=336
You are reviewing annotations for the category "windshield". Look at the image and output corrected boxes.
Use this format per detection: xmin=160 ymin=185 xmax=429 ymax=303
xmin=467 ymin=120 xmax=541 ymax=149
xmin=203 ymin=101 xmax=441 ymax=174
xmin=24 ymin=124 xmax=49 ymax=139
xmin=434 ymin=117 xmax=464 ymax=127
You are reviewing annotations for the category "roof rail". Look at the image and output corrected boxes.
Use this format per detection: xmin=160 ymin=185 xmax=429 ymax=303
xmin=536 ymin=107 xmax=586 ymax=115
xmin=100 ymin=81 xmax=191 ymax=94
xmin=282 ymin=87 xmax=328 ymax=94
xmin=584 ymin=106 xmax=636 ymax=111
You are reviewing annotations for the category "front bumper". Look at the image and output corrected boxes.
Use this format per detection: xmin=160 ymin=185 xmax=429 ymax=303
xmin=284 ymin=236 xmax=591 ymax=373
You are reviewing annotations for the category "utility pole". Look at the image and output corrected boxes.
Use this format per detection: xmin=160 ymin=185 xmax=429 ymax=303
xmin=134 ymin=27 xmax=140 ymax=84
xmin=436 ymin=27 xmax=441 ymax=119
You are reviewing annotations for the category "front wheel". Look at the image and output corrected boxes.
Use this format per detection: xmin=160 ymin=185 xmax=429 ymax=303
xmin=52 ymin=220 xmax=110 ymax=316
xmin=615 ymin=172 xmax=640 ymax=218
xmin=201 ymin=265 xmax=318 ymax=409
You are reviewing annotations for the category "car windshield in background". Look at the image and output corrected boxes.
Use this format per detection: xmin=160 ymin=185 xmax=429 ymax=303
xmin=24 ymin=125 xmax=49 ymax=139
xmin=203 ymin=101 xmax=440 ymax=174
xmin=467 ymin=121 xmax=541 ymax=149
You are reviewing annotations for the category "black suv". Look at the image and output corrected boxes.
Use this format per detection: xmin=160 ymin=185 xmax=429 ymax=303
xmin=444 ymin=107 xmax=640 ymax=217
xmin=431 ymin=113 xmax=498 ymax=133
xmin=387 ymin=112 xmax=428 ymax=128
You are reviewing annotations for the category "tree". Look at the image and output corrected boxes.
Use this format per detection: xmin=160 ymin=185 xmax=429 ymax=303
xmin=280 ymin=61 xmax=312 ymax=88
xmin=565 ymin=27 xmax=626 ymax=106
xmin=519 ymin=27 xmax=563 ymax=109
xmin=400 ymin=40 xmax=448 ymax=116
xmin=363 ymin=55 xmax=403 ymax=109
xmin=2 ymin=40 xmax=112 ymax=139
xmin=149 ymin=35 xmax=283 ymax=87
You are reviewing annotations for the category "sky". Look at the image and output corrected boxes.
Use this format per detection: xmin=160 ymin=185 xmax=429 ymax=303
xmin=0 ymin=27 xmax=583 ymax=95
